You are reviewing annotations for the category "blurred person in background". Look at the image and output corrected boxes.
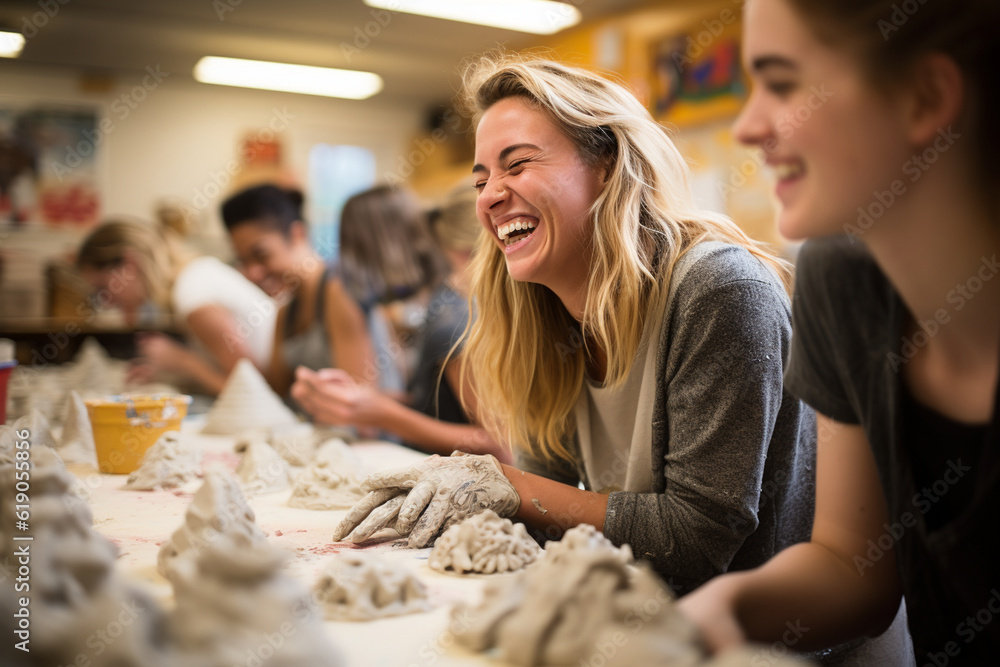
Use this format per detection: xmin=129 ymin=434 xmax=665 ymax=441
xmin=292 ymin=183 xmax=508 ymax=461
xmin=76 ymin=218 xmax=275 ymax=395
xmin=221 ymin=184 xmax=376 ymax=397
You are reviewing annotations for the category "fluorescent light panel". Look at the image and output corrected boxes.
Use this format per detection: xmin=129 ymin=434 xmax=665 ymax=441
xmin=363 ymin=0 xmax=581 ymax=34
xmin=0 ymin=31 xmax=25 ymax=58
xmin=193 ymin=56 xmax=383 ymax=99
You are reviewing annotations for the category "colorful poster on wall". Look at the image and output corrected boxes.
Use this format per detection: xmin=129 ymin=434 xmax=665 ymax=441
xmin=0 ymin=106 xmax=101 ymax=226
xmin=650 ymin=18 xmax=745 ymax=128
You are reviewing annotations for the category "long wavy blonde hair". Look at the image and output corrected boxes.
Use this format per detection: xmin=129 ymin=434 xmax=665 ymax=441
xmin=460 ymin=52 xmax=792 ymax=463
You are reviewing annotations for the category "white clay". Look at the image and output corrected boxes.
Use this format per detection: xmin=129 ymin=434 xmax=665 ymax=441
xmin=0 ymin=425 xmax=16 ymax=465
xmin=453 ymin=545 xmax=695 ymax=666
xmin=314 ymin=552 xmax=430 ymax=621
xmin=236 ymin=439 xmax=292 ymax=495
xmin=55 ymin=391 xmax=99 ymax=468
xmin=162 ymin=473 xmax=341 ymax=666
xmin=124 ymin=431 xmax=202 ymax=491
xmin=12 ymin=408 xmax=57 ymax=448
xmin=157 ymin=472 xmax=278 ymax=579
xmin=266 ymin=423 xmax=358 ymax=467
xmin=0 ymin=444 xmax=175 ymax=666
xmin=6 ymin=337 xmax=174 ymax=425
xmin=428 ymin=510 xmax=541 ymax=574
xmin=542 ymin=522 xmax=633 ymax=566
xmin=268 ymin=422 xmax=319 ymax=466
xmin=452 ymin=524 xmax=809 ymax=667
xmin=287 ymin=439 xmax=365 ymax=510
xmin=202 ymin=359 xmax=299 ymax=435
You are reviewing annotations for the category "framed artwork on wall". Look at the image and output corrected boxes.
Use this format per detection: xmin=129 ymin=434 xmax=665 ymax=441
xmin=650 ymin=16 xmax=745 ymax=128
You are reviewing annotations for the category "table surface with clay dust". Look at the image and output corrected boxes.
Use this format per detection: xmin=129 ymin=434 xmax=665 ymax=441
xmin=75 ymin=415 xmax=507 ymax=667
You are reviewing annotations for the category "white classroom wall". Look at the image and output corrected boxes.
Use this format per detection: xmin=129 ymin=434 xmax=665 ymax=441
xmin=0 ymin=61 xmax=423 ymax=235
xmin=0 ymin=61 xmax=425 ymax=318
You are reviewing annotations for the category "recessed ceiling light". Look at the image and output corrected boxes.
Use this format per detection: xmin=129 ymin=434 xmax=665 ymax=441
xmin=363 ymin=0 xmax=581 ymax=35
xmin=193 ymin=56 xmax=383 ymax=100
xmin=0 ymin=31 xmax=25 ymax=58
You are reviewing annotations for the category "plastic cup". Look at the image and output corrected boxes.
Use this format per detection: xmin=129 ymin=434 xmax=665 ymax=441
xmin=85 ymin=393 xmax=192 ymax=474
xmin=0 ymin=361 xmax=16 ymax=424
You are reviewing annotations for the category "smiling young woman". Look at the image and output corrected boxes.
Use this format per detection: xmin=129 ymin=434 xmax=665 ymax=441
xmin=330 ymin=49 xmax=907 ymax=662
xmin=679 ymin=0 xmax=1000 ymax=663
xmin=77 ymin=219 xmax=275 ymax=395
xmin=221 ymin=184 xmax=377 ymax=397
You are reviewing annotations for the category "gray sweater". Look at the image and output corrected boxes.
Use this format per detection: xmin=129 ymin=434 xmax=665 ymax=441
xmin=518 ymin=243 xmax=817 ymax=594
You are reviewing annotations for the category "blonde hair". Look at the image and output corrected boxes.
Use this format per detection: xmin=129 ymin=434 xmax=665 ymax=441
xmin=460 ymin=52 xmax=792 ymax=463
xmin=77 ymin=219 xmax=193 ymax=310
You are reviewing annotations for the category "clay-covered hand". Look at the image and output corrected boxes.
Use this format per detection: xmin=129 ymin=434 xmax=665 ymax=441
xmin=331 ymin=452 xmax=520 ymax=548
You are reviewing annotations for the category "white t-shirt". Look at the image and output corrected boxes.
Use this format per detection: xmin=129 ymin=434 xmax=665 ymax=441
xmin=574 ymin=290 xmax=662 ymax=494
xmin=171 ymin=256 xmax=276 ymax=370
xmin=573 ymin=242 xmax=725 ymax=494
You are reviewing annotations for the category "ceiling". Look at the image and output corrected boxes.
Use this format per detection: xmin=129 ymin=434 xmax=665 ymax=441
xmin=0 ymin=0 xmax=656 ymax=110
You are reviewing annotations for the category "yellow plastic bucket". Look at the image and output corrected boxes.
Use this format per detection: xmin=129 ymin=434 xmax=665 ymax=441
xmin=85 ymin=393 xmax=192 ymax=474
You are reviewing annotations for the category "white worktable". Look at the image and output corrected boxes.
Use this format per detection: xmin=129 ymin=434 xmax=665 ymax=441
xmin=75 ymin=416 xmax=506 ymax=667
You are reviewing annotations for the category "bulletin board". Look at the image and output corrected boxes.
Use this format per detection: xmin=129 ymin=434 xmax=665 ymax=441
xmin=0 ymin=105 xmax=102 ymax=227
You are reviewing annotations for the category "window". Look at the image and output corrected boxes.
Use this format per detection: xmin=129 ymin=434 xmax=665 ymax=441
xmin=307 ymin=144 xmax=375 ymax=261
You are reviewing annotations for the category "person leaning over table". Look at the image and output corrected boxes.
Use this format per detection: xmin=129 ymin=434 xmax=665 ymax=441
xmin=76 ymin=218 xmax=275 ymax=395
xmin=678 ymin=0 xmax=999 ymax=663
xmin=292 ymin=183 xmax=510 ymax=462
xmin=220 ymin=184 xmax=378 ymax=398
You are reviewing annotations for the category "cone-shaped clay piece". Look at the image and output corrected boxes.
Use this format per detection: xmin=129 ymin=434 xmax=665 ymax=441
xmin=157 ymin=471 xmax=278 ymax=580
xmin=202 ymin=359 xmax=299 ymax=435
xmin=236 ymin=440 xmax=291 ymax=495
xmin=55 ymin=391 xmax=99 ymax=467
xmin=287 ymin=438 xmax=365 ymax=510
xmin=124 ymin=431 xmax=202 ymax=491
xmin=12 ymin=408 xmax=57 ymax=448
xmin=160 ymin=471 xmax=342 ymax=666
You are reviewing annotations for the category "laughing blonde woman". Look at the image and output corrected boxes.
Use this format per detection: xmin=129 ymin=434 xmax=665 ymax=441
xmin=336 ymin=52 xmax=817 ymax=584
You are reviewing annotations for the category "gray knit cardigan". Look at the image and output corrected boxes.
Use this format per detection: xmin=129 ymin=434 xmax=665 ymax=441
xmin=517 ymin=243 xmax=817 ymax=594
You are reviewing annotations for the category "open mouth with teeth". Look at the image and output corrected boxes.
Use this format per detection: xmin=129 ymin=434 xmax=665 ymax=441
xmin=774 ymin=162 xmax=805 ymax=181
xmin=497 ymin=220 xmax=538 ymax=247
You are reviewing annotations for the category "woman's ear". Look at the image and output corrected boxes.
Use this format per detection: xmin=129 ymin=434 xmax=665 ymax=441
xmin=901 ymin=52 xmax=965 ymax=148
xmin=598 ymin=156 xmax=614 ymax=184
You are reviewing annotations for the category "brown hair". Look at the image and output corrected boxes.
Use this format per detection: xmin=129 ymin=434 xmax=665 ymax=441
xmin=76 ymin=219 xmax=193 ymax=309
xmin=427 ymin=182 xmax=481 ymax=255
xmin=783 ymin=0 xmax=1000 ymax=196
xmin=338 ymin=185 xmax=450 ymax=307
